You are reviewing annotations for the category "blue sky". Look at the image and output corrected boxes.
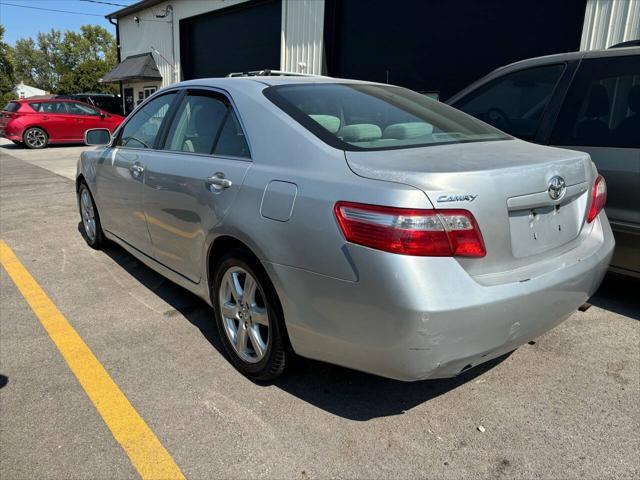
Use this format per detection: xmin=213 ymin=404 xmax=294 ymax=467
xmin=1 ymin=0 xmax=138 ymax=44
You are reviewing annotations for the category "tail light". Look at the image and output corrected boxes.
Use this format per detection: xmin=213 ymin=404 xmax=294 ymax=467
xmin=586 ymin=175 xmax=606 ymax=223
xmin=334 ymin=201 xmax=486 ymax=257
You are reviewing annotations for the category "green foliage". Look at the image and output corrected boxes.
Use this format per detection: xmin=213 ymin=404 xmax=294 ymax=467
xmin=0 ymin=25 xmax=16 ymax=99
xmin=8 ymin=24 xmax=118 ymax=94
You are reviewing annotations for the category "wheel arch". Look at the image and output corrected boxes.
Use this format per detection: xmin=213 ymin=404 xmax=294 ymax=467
xmin=22 ymin=125 xmax=49 ymax=139
xmin=207 ymin=235 xmax=263 ymax=290
xmin=76 ymin=173 xmax=86 ymax=192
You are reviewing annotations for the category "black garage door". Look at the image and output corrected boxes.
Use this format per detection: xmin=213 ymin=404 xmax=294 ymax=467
xmin=324 ymin=0 xmax=586 ymax=100
xmin=180 ymin=0 xmax=281 ymax=80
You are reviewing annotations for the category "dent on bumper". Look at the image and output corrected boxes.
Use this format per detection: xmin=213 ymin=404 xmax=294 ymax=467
xmin=265 ymin=215 xmax=614 ymax=381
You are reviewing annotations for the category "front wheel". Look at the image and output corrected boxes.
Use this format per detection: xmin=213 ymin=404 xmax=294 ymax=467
xmin=23 ymin=127 xmax=48 ymax=149
xmin=213 ymin=250 xmax=288 ymax=381
xmin=78 ymin=182 xmax=105 ymax=249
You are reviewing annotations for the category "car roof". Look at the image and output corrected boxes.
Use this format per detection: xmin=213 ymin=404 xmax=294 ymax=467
xmin=177 ymin=75 xmax=381 ymax=89
xmin=490 ymin=46 xmax=640 ymax=73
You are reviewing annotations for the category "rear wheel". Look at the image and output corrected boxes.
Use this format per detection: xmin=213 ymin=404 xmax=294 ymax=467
xmin=213 ymin=250 xmax=288 ymax=381
xmin=23 ymin=127 xmax=48 ymax=149
xmin=78 ymin=182 xmax=105 ymax=249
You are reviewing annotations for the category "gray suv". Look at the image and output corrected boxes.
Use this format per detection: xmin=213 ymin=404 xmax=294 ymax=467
xmin=448 ymin=47 xmax=640 ymax=277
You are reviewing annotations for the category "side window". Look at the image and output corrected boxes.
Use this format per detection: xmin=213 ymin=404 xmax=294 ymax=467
xmin=163 ymin=93 xmax=227 ymax=154
xmin=214 ymin=109 xmax=250 ymax=158
xmin=453 ymin=64 xmax=565 ymax=139
xmin=550 ymin=56 xmax=640 ymax=148
xmin=116 ymin=92 xmax=177 ymax=149
xmin=38 ymin=102 xmax=68 ymax=114
xmin=67 ymin=102 xmax=100 ymax=116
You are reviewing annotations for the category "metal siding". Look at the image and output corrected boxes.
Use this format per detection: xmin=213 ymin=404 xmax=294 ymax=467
xmin=281 ymin=0 xmax=325 ymax=74
xmin=118 ymin=0 xmax=250 ymax=88
xmin=581 ymin=0 xmax=640 ymax=50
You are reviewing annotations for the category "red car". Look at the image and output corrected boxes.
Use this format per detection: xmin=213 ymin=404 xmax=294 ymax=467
xmin=0 ymin=98 xmax=124 ymax=149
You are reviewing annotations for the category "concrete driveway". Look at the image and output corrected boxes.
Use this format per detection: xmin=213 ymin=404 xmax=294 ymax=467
xmin=0 ymin=144 xmax=638 ymax=479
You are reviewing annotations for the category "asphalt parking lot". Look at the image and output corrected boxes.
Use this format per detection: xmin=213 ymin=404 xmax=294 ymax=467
xmin=1 ymin=141 xmax=639 ymax=479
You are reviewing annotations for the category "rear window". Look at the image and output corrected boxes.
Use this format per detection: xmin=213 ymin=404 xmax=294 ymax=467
xmin=3 ymin=102 xmax=20 ymax=112
xmin=264 ymin=83 xmax=510 ymax=151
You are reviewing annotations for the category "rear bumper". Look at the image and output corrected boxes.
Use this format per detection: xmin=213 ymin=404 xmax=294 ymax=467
xmin=265 ymin=213 xmax=614 ymax=381
xmin=0 ymin=130 xmax=21 ymax=141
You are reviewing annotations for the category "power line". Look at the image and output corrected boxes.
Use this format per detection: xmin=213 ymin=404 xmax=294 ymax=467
xmin=0 ymin=1 xmax=105 ymax=17
xmin=79 ymin=0 xmax=129 ymax=7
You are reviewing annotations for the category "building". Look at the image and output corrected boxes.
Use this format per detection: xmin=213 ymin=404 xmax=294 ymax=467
xmin=103 ymin=0 xmax=640 ymax=115
xmin=14 ymin=82 xmax=47 ymax=99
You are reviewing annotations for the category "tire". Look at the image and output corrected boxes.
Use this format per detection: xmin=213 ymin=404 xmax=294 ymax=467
xmin=23 ymin=127 xmax=48 ymax=149
xmin=213 ymin=249 xmax=288 ymax=381
xmin=77 ymin=182 xmax=105 ymax=249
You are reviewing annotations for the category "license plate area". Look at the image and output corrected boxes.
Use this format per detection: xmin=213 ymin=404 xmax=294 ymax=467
xmin=509 ymin=202 xmax=583 ymax=258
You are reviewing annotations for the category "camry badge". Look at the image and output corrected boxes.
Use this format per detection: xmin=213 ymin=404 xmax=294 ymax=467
xmin=437 ymin=194 xmax=478 ymax=203
xmin=548 ymin=176 xmax=566 ymax=200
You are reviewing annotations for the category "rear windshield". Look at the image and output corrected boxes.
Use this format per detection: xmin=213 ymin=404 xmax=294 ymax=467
xmin=264 ymin=83 xmax=510 ymax=151
xmin=3 ymin=102 xmax=20 ymax=113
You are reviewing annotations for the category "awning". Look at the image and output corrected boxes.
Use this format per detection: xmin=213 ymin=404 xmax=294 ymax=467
xmin=100 ymin=53 xmax=162 ymax=83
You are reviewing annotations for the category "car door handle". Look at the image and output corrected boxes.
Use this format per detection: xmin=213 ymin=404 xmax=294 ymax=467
xmin=206 ymin=173 xmax=232 ymax=190
xmin=129 ymin=164 xmax=144 ymax=178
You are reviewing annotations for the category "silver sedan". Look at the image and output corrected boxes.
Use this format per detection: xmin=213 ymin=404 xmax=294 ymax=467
xmin=77 ymin=75 xmax=614 ymax=381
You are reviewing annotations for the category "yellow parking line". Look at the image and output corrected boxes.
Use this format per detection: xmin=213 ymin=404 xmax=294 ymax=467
xmin=0 ymin=240 xmax=185 ymax=480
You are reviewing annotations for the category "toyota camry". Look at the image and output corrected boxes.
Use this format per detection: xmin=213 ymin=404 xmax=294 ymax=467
xmin=76 ymin=73 xmax=614 ymax=381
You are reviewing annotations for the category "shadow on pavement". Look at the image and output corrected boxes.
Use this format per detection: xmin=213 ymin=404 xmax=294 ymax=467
xmin=1 ymin=142 xmax=84 ymax=150
xmin=0 ymin=375 xmax=8 ymax=389
xmin=94 ymin=235 xmax=510 ymax=420
xmin=590 ymin=273 xmax=639 ymax=321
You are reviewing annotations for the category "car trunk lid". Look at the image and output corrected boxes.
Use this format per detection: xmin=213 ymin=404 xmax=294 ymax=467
xmin=344 ymin=139 xmax=594 ymax=279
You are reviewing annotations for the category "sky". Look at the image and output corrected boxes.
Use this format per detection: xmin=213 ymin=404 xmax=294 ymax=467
xmin=1 ymin=0 xmax=138 ymax=44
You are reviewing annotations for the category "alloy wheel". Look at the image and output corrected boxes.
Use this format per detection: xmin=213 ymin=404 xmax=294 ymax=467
xmin=25 ymin=129 xmax=47 ymax=148
xmin=218 ymin=267 xmax=270 ymax=363
xmin=80 ymin=188 xmax=97 ymax=242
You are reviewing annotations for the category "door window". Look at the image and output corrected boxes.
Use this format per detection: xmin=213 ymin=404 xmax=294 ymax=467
xmin=550 ymin=56 xmax=640 ymax=148
xmin=453 ymin=64 xmax=565 ymax=139
xmin=116 ymin=92 xmax=177 ymax=149
xmin=163 ymin=93 xmax=228 ymax=154
xmin=31 ymin=102 xmax=69 ymax=114
xmin=213 ymin=110 xmax=250 ymax=158
xmin=66 ymin=102 xmax=100 ymax=116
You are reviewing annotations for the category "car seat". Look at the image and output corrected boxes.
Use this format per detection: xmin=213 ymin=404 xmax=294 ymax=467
xmin=183 ymin=107 xmax=217 ymax=154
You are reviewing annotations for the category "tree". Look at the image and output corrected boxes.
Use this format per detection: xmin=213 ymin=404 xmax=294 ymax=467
xmin=0 ymin=25 xmax=17 ymax=103
xmin=12 ymin=25 xmax=118 ymax=94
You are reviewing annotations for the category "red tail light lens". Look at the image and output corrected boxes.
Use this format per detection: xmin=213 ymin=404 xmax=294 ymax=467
xmin=587 ymin=175 xmax=606 ymax=223
xmin=334 ymin=201 xmax=486 ymax=257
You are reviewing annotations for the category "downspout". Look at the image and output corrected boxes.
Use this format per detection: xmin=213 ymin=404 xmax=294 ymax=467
xmin=108 ymin=17 xmax=124 ymax=114
xmin=167 ymin=5 xmax=176 ymax=83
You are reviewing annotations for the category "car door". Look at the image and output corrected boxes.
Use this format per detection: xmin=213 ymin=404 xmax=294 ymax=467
xmin=143 ymin=89 xmax=252 ymax=282
xmin=65 ymin=101 xmax=103 ymax=140
xmin=37 ymin=101 xmax=73 ymax=141
xmin=547 ymin=54 xmax=640 ymax=275
xmin=95 ymin=91 xmax=180 ymax=255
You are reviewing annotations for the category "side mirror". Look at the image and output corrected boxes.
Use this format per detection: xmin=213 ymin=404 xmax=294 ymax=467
xmin=84 ymin=128 xmax=111 ymax=146
xmin=100 ymin=112 xmax=106 ymax=119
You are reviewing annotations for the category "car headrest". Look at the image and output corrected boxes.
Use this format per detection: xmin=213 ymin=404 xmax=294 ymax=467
xmin=339 ymin=124 xmax=382 ymax=142
xmin=383 ymin=122 xmax=433 ymax=139
xmin=585 ymin=84 xmax=610 ymax=118
xmin=310 ymin=114 xmax=341 ymax=134
xmin=628 ymin=85 xmax=640 ymax=114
